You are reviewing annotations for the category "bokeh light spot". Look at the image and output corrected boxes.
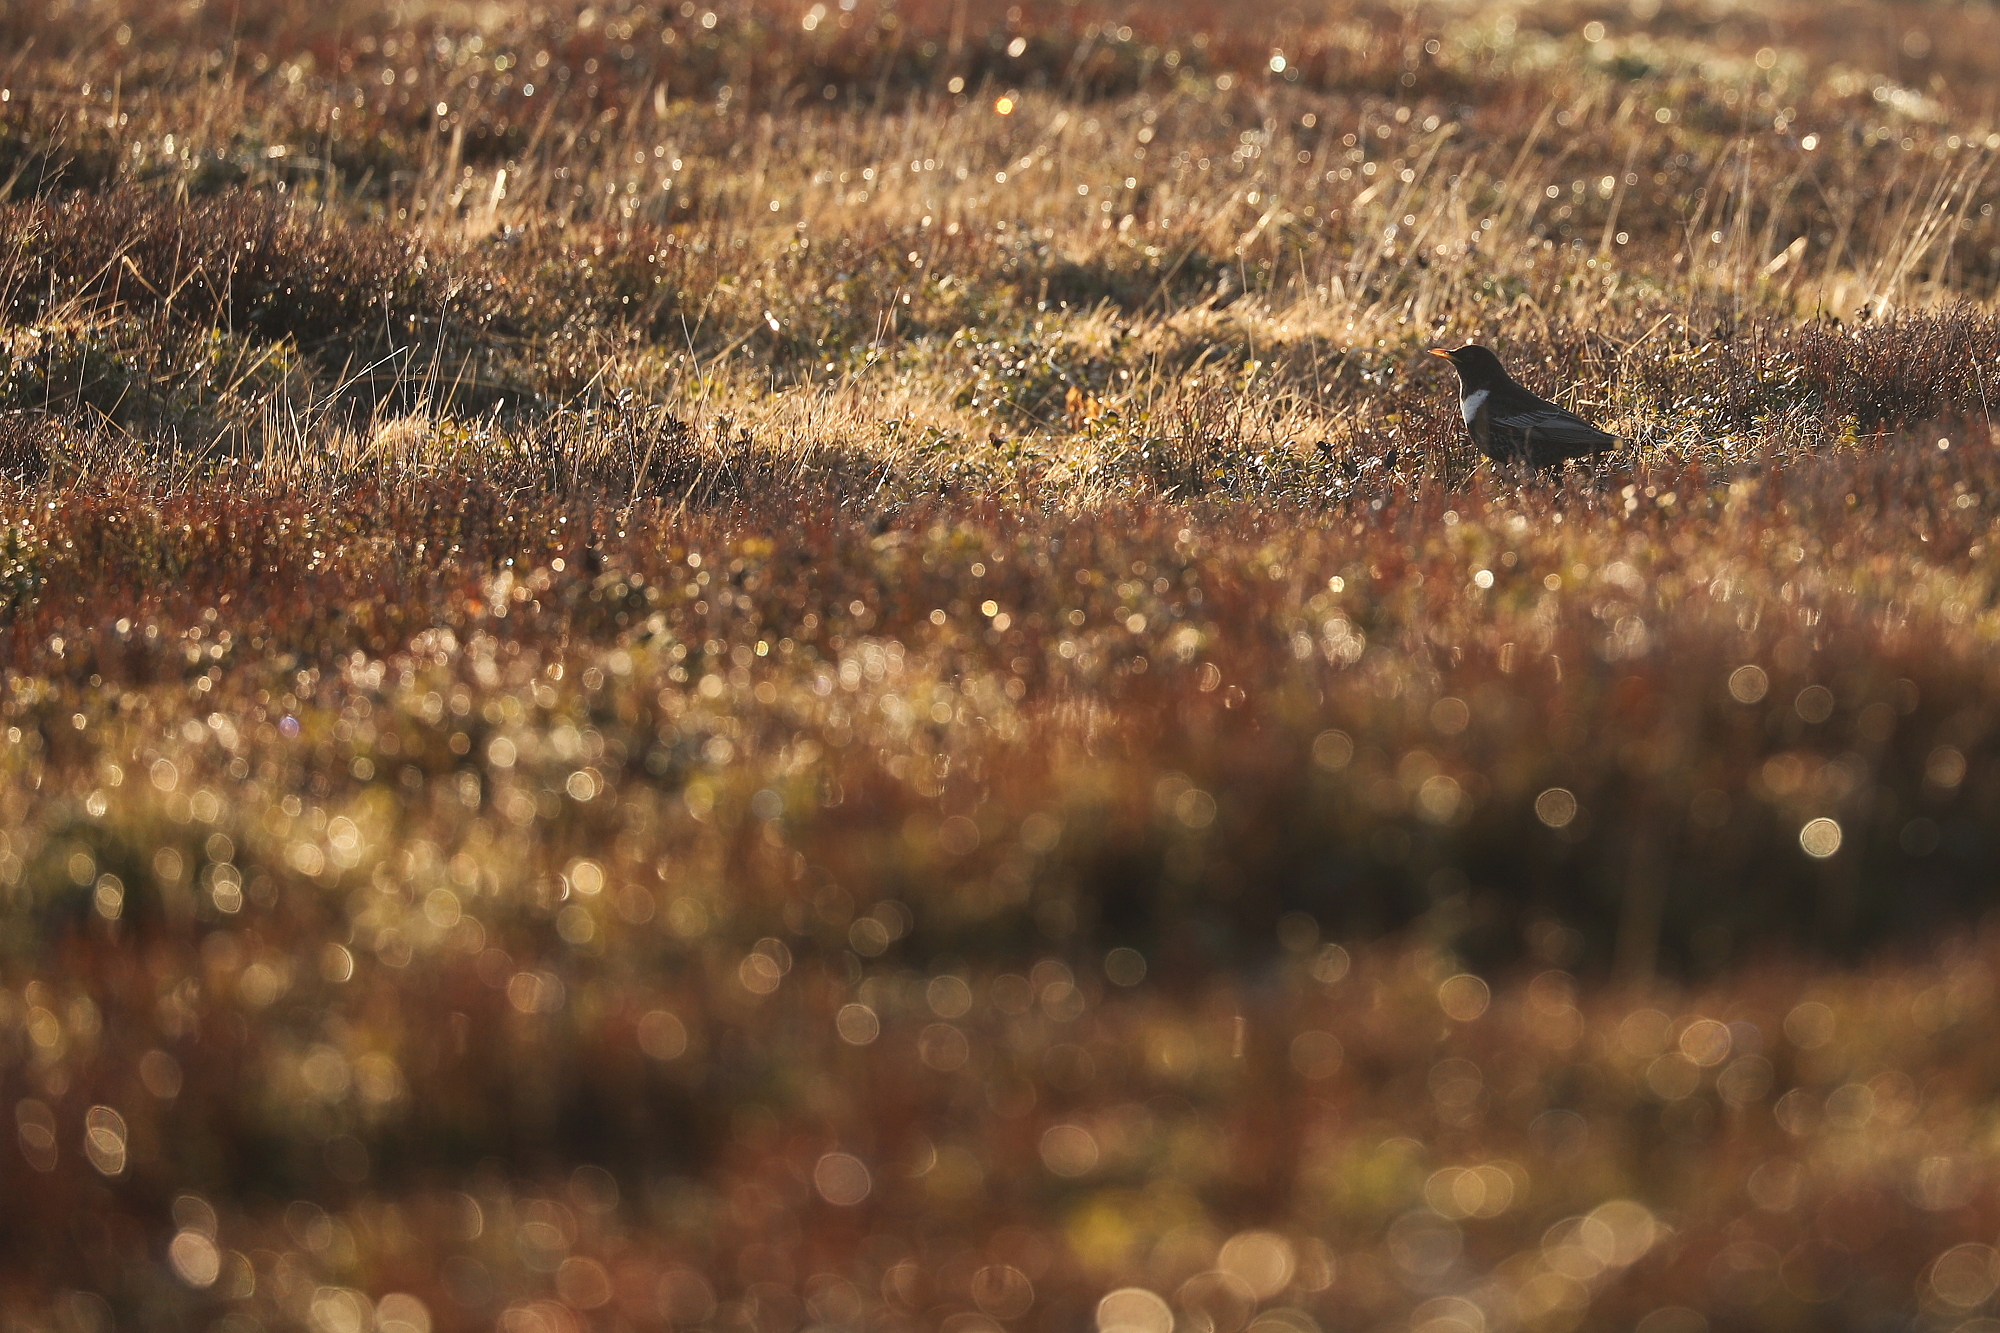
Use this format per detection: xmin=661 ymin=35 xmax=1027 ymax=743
xmin=1535 ymin=788 xmax=1578 ymax=828
xmin=169 ymin=1232 xmax=220 ymax=1288
xmin=1430 ymin=697 xmax=1469 ymax=734
xmin=927 ymin=974 xmax=974 ymax=1018
xmin=377 ymin=1294 xmax=432 ymax=1333
xmin=83 ymin=1105 xmax=127 ymax=1177
xmin=919 ymin=1023 xmax=970 ymax=1070
xmin=1633 ymin=1308 xmax=1708 ymax=1333
xmin=1729 ymin=665 xmax=1770 ymax=703
xmin=657 ymin=1269 xmax=716 ymax=1325
xmin=1799 ymin=817 xmax=1842 ymax=858
xmin=310 ymin=1287 xmax=372 ymax=1333
xmin=1310 ymin=944 xmax=1351 ymax=984
xmin=1408 ymin=1295 xmax=1484 ymax=1333
xmin=1039 ymin=1124 xmax=1099 ymax=1176
xmin=637 ymin=1010 xmax=688 ymax=1059
xmin=1097 ymin=1288 xmax=1173 ymax=1333
xmin=1930 ymin=1243 xmax=2000 ymax=1308
xmin=1311 ymin=730 xmax=1353 ymax=769
xmin=555 ymin=1257 xmax=612 ymax=1309
xmin=1678 ymin=1018 xmax=1732 ymax=1066
xmin=1217 ymin=1231 xmax=1295 ymax=1299
xmin=971 ymin=1264 xmax=1035 ymax=1319
xmin=836 ymin=1003 xmax=880 ymax=1044
xmin=813 ymin=1152 xmax=872 ymax=1205
xmin=1175 ymin=1271 xmax=1257 ymax=1333
xmin=1104 ymin=947 xmax=1147 ymax=986
xmin=1289 ymin=1030 xmax=1344 ymax=1079
xmin=1784 ymin=1000 xmax=1836 ymax=1048
xmin=1438 ymin=974 xmax=1491 ymax=1021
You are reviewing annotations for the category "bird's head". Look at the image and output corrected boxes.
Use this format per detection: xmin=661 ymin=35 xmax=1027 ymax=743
xmin=1429 ymin=344 xmax=1510 ymax=390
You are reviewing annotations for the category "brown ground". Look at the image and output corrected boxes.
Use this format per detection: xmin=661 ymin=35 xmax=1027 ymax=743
xmin=4 ymin=2 xmax=2000 ymax=1331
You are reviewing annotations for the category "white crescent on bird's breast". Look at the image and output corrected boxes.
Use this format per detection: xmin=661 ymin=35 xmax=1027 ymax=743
xmin=1461 ymin=388 xmax=1488 ymax=426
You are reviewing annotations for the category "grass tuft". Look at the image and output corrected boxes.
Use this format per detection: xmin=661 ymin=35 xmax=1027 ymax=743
xmin=5 ymin=2 xmax=2000 ymax=1331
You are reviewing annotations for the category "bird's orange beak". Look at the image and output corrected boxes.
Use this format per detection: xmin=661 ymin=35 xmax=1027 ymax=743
xmin=1429 ymin=348 xmax=1453 ymax=359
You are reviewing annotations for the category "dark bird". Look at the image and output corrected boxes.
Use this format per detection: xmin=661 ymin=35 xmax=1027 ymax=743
xmin=1430 ymin=345 xmax=1617 ymax=469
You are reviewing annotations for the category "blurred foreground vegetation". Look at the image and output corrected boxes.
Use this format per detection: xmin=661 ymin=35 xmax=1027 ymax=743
xmin=6 ymin=1 xmax=2000 ymax=1331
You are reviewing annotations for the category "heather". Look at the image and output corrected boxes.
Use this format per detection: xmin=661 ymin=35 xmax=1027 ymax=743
xmin=5 ymin=2 xmax=2000 ymax=1331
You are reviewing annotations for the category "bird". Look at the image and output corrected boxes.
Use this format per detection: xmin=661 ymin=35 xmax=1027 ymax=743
xmin=1430 ymin=345 xmax=1617 ymax=469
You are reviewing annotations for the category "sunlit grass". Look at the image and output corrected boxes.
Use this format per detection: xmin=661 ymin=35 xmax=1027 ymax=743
xmin=4 ymin=0 xmax=2000 ymax=1330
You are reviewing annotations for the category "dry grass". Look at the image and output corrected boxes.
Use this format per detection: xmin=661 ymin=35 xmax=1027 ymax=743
xmin=5 ymin=2 xmax=2000 ymax=1332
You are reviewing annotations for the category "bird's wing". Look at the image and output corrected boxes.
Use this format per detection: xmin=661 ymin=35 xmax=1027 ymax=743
xmin=1489 ymin=401 xmax=1616 ymax=448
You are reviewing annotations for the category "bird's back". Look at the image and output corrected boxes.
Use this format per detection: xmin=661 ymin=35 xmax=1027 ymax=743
xmin=1472 ymin=381 xmax=1616 ymax=468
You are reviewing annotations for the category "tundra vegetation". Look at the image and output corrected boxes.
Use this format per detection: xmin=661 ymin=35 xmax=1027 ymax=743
xmin=4 ymin=0 xmax=2000 ymax=1330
